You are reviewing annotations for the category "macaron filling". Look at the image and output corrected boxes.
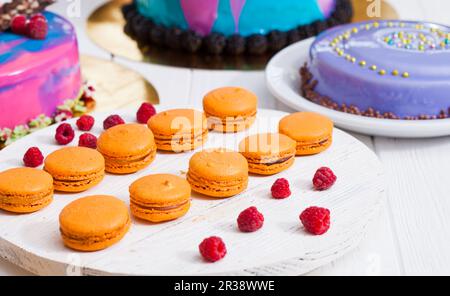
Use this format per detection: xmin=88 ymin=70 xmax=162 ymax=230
xmin=251 ymin=155 xmax=294 ymax=166
xmin=153 ymin=130 xmax=207 ymax=151
xmin=187 ymin=170 xmax=248 ymax=196
xmin=130 ymin=199 xmax=190 ymax=211
xmin=206 ymin=111 xmax=256 ymax=131
xmin=60 ymin=217 xmax=131 ymax=246
xmin=296 ymin=136 xmax=332 ymax=150
xmin=0 ymin=190 xmax=53 ymax=211
xmin=103 ymin=148 xmax=156 ymax=173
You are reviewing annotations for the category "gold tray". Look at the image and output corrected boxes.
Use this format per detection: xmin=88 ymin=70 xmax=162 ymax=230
xmin=81 ymin=55 xmax=159 ymax=111
xmin=87 ymin=0 xmax=398 ymax=70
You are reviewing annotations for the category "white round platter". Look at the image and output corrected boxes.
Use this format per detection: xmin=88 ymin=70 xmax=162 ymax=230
xmin=0 ymin=108 xmax=384 ymax=276
xmin=266 ymin=38 xmax=450 ymax=138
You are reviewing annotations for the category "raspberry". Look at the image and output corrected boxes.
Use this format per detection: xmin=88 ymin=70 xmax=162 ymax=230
xmin=23 ymin=147 xmax=44 ymax=167
xmin=271 ymin=178 xmax=291 ymax=199
xmin=11 ymin=15 xmax=28 ymax=35
xmin=30 ymin=14 xmax=46 ymax=22
xmin=199 ymin=236 xmax=227 ymax=263
xmin=55 ymin=123 xmax=75 ymax=145
xmin=78 ymin=133 xmax=97 ymax=149
xmin=300 ymin=207 xmax=331 ymax=235
xmin=237 ymin=207 xmax=264 ymax=232
xmin=27 ymin=14 xmax=48 ymax=40
xmin=103 ymin=115 xmax=125 ymax=130
xmin=76 ymin=115 xmax=95 ymax=131
xmin=136 ymin=102 xmax=156 ymax=124
xmin=313 ymin=167 xmax=337 ymax=191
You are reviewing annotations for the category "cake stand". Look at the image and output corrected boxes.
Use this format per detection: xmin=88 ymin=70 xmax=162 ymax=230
xmin=0 ymin=109 xmax=384 ymax=275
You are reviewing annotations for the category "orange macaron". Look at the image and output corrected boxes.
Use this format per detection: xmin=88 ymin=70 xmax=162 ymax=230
xmin=0 ymin=167 xmax=53 ymax=213
xmin=279 ymin=112 xmax=334 ymax=156
xmin=97 ymin=123 xmax=157 ymax=174
xmin=239 ymin=133 xmax=296 ymax=175
xmin=148 ymin=109 xmax=208 ymax=152
xmin=129 ymin=174 xmax=191 ymax=223
xmin=203 ymin=87 xmax=258 ymax=133
xmin=59 ymin=195 xmax=131 ymax=251
xmin=187 ymin=149 xmax=248 ymax=198
xmin=44 ymin=147 xmax=105 ymax=192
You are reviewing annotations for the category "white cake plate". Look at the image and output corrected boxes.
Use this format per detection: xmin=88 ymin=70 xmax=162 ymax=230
xmin=0 ymin=109 xmax=384 ymax=275
xmin=266 ymin=38 xmax=450 ymax=138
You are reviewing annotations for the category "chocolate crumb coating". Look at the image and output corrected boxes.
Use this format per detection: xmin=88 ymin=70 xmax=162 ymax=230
xmin=122 ymin=0 xmax=354 ymax=56
xmin=300 ymin=63 xmax=449 ymax=120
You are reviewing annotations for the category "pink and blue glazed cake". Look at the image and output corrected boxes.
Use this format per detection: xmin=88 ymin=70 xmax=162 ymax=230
xmin=122 ymin=0 xmax=353 ymax=55
xmin=302 ymin=20 xmax=450 ymax=120
xmin=0 ymin=11 xmax=81 ymax=129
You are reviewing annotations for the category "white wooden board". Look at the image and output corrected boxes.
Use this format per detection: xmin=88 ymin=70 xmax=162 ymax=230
xmin=0 ymin=109 xmax=384 ymax=275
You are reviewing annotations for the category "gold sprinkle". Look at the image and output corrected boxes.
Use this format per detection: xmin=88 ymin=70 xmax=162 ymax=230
xmin=431 ymin=27 xmax=437 ymax=33
xmin=373 ymin=22 xmax=380 ymax=28
xmin=402 ymin=72 xmax=410 ymax=78
xmin=370 ymin=65 xmax=377 ymax=71
xmin=379 ymin=70 xmax=386 ymax=75
xmin=359 ymin=61 xmax=366 ymax=67
xmin=388 ymin=22 xmax=394 ymax=27
xmin=400 ymin=22 xmax=405 ymax=27
xmin=346 ymin=54 xmax=352 ymax=60
xmin=365 ymin=24 xmax=371 ymax=30
xmin=392 ymin=70 xmax=399 ymax=76
xmin=351 ymin=57 xmax=356 ymax=63
xmin=338 ymin=51 xmax=344 ymax=56
xmin=352 ymin=27 xmax=358 ymax=33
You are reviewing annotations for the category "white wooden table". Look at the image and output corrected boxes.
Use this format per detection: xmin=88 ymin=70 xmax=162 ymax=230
xmin=1 ymin=0 xmax=449 ymax=276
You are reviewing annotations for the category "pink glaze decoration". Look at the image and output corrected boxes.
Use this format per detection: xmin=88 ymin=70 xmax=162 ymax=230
xmin=180 ymin=0 xmax=219 ymax=36
xmin=317 ymin=0 xmax=335 ymax=17
xmin=0 ymin=12 xmax=81 ymax=129
xmin=230 ymin=0 xmax=246 ymax=33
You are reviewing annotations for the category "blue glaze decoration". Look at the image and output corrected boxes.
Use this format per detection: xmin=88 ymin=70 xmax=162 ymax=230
xmin=136 ymin=0 xmax=332 ymax=37
xmin=0 ymin=12 xmax=74 ymax=64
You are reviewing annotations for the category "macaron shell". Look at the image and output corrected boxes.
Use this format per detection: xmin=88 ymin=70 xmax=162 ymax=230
xmin=129 ymin=174 xmax=191 ymax=222
xmin=279 ymin=112 xmax=333 ymax=155
xmin=53 ymin=171 xmax=104 ymax=193
xmin=279 ymin=112 xmax=333 ymax=141
xmin=203 ymin=87 xmax=258 ymax=117
xmin=188 ymin=149 xmax=248 ymax=181
xmin=0 ymin=168 xmax=54 ymax=213
xmin=129 ymin=174 xmax=191 ymax=204
xmin=187 ymin=170 xmax=248 ymax=198
xmin=44 ymin=147 xmax=105 ymax=192
xmin=59 ymin=195 xmax=131 ymax=251
xmin=44 ymin=147 xmax=105 ymax=179
xmin=97 ymin=124 xmax=156 ymax=158
xmin=148 ymin=109 xmax=207 ymax=137
xmin=61 ymin=219 xmax=130 ymax=252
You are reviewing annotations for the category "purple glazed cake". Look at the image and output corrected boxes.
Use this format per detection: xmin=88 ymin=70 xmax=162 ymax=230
xmin=122 ymin=0 xmax=353 ymax=55
xmin=302 ymin=20 xmax=450 ymax=120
